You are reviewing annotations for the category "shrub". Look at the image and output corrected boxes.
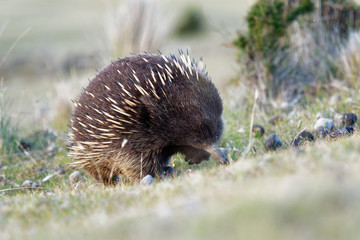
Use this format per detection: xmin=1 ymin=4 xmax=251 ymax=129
xmin=233 ymin=0 xmax=360 ymax=100
xmin=233 ymin=0 xmax=314 ymax=60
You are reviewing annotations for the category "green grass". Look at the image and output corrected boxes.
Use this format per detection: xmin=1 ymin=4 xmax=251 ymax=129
xmin=1 ymin=88 xmax=360 ymax=240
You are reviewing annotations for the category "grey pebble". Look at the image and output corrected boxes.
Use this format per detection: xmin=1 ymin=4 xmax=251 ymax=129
xmin=56 ymin=167 xmax=66 ymax=175
xmin=252 ymin=124 xmax=265 ymax=137
xmin=69 ymin=171 xmax=82 ymax=185
xmin=314 ymin=118 xmax=334 ymax=135
xmin=342 ymin=113 xmax=357 ymax=127
xmin=22 ymin=180 xmax=39 ymax=188
xmin=219 ymin=147 xmax=229 ymax=156
xmin=292 ymin=130 xmax=315 ymax=148
xmin=330 ymin=126 xmax=354 ymax=139
xmin=140 ymin=175 xmax=154 ymax=185
xmin=264 ymin=134 xmax=283 ymax=151
xmin=162 ymin=166 xmax=175 ymax=178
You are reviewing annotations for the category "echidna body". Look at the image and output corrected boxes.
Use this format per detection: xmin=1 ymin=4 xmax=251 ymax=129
xmin=68 ymin=53 xmax=228 ymax=184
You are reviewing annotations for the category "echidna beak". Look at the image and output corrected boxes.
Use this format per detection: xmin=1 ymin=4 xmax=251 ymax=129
xmin=206 ymin=145 xmax=229 ymax=165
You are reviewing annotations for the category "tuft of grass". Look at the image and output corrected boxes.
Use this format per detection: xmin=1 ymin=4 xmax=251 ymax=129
xmin=0 ymin=86 xmax=20 ymax=162
xmin=104 ymin=0 xmax=171 ymax=59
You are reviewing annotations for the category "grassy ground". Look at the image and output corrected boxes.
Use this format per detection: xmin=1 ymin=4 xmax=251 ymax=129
xmin=1 ymin=87 xmax=360 ymax=240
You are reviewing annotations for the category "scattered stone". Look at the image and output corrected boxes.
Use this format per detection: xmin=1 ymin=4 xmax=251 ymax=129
xmin=56 ymin=167 xmax=66 ymax=175
xmin=219 ymin=147 xmax=229 ymax=156
xmin=264 ymin=134 xmax=283 ymax=151
xmin=37 ymin=167 xmax=48 ymax=174
xmin=140 ymin=175 xmax=154 ymax=185
xmin=89 ymin=183 xmax=101 ymax=188
xmin=330 ymin=127 xmax=354 ymax=139
xmin=69 ymin=171 xmax=82 ymax=185
xmin=314 ymin=118 xmax=334 ymax=134
xmin=42 ymin=190 xmax=55 ymax=196
xmin=342 ymin=113 xmax=357 ymax=127
xmin=268 ymin=115 xmax=282 ymax=125
xmin=252 ymin=124 xmax=265 ymax=137
xmin=112 ymin=175 xmax=121 ymax=184
xmin=162 ymin=166 xmax=175 ymax=178
xmin=22 ymin=180 xmax=39 ymax=188
xmin=19 ymin=140 xmax=31 ymax=151
xmin=315 ymin=126 xmax=327 ymax=139
xmin=291 ymin=130 xmax=315 ymax=148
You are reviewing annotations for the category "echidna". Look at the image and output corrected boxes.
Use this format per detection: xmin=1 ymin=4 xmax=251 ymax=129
xmin=68 ymin=52 xmax=229 ymax=185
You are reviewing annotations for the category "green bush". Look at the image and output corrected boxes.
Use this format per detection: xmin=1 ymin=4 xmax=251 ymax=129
xmin=233 ymin=0 xmax=314 ymax=60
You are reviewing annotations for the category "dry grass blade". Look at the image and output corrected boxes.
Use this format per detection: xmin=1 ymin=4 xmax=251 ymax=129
xmin=0 ymin=27 xmax=31 ymax=69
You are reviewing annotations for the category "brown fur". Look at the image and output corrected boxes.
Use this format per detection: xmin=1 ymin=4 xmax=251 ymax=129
xmin=68 ymin=53 xmax=228 ymax=185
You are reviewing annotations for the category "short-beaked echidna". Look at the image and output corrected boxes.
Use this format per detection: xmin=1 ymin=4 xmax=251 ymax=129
xmin=68 ymin=52 xmax=229 ymax=184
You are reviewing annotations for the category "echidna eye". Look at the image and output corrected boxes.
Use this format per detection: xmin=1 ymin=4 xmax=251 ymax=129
xmin=194 ymin=137 xmax=203 ymax=144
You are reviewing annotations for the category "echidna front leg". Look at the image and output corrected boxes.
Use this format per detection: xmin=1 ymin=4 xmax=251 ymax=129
xmin=177 ymin=145 xmax=211 ymax=165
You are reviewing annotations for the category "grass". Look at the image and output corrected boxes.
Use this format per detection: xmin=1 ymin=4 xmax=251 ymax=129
xmin=2 ymin=132 xmax=360 ymax=239
xmin=1 ymin=86 xmax=360 ymax=239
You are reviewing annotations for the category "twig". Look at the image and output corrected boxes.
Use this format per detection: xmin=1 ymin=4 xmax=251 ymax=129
xmin=0 ymin=186 xmax=44 ymax=193
xmin=242 ymin=89 xmax=259 ymax=158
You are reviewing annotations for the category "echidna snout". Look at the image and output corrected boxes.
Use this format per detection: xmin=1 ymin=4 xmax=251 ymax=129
xmin=68 ymin=52 xmax=228 ymax=184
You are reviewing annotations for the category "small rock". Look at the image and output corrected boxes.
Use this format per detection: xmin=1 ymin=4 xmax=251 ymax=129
xmin=268 ymin=115 xmax=282 ymax=125
xmin=112 ymin=175 xmax=121 ymax=184
xmin=315 ymin=126 xmax=327 ymax=139
xmin=252 ymin=124 xmax=265 ymax=137
xmin=22 ymin=180 xmax=39 ymax=188
xmin=219 ymin=147 xmax=229 ymax=156
xmin=42 ymin=190 xmax=55 ymax=196
xmin=330 ymin=127 xmax=354 ymax=139
xmin=140 ymin=175 xmax=154 ymax=185
xmin=56 ymin=167 xmax=66 ymax=175
xmin=89 ymin=183 xmax=101 ymax=189
xmin=264 ymin=134 xmax=283 ymax=151
xmin=19 ymin=140 xmax=32 ymax=151
xmin=314 ymin=118 xmax=334 ymax=134
xmin=292 ymin=130 xmax=315 ymax=148
xmin=69 ymin=171 xmax=82 ymax=185
xmin=162 ymin=166 xmax=175 ymax=178
xmin=37 ymin=167 xmax=48 ymax=174
xmin=342 ymin=113 xmax=357 ymax=127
